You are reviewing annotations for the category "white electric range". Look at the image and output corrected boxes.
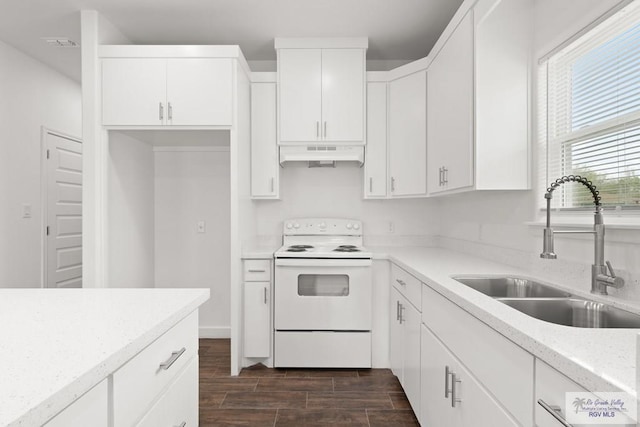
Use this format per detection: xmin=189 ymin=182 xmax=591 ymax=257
xmin=273 ymin=218 xmax=373 ymax=368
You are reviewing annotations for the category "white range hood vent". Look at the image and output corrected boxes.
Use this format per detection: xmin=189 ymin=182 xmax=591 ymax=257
xmin=279 ymin=145 xmax=364 ymax=167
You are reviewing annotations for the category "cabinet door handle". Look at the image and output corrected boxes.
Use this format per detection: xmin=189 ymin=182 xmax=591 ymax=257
xmin=324 ymin=121 xmax=327 ymax=139
xmin=159 ymin=347 xmax=186 ymax=370
xmin=443 ymin=167 xmax=448 ymax=185
xmin=391 ymin=177 xmax=396 ymax=192
xmin=248 ymin=269 xmax=266 ymax=273
xmin=369 ymin=177 xmax=373 ymax=193
xmin=316 ymin=121 xmax=320 ymax=138
xmin=168 ymin=102 xmax=173 ymax=120
xmin=174 ymin=423 xmax=187 ymax=427
xmin=159 ymin=102 xmax=164 ymax=121
xmin=264 ymin=287 xmax=268 ymax=304
xmin=396 ymin=279 xmax=406 ymax=286
xmin=444 ymin=366 xmax=452 ymax=398
xmin=396 ymin=300 xmax=400 ymax=321
xmin=399 ymin=303 xmax=405 ymax=324
xmin=270 ymin=177 xmax=275 ymax=193
xmin=451 ymin=372 xmax=462 ymax=407
xmin=538 ymin=399 xmax=573 ymax=427
xmin=439 ymin=167 xmax=443 ymax=186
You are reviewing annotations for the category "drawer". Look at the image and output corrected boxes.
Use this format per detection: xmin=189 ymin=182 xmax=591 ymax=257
xmin=391 ymin=263 xmax=421 ymax=311
xmin=421 ymin=284 xmax=533 ymax=426
xmin=113 ymin=310 xmax=198 ymax=427
xmin=244 ymin=259 xmax=271 ymax=281
xmin=137 ymin=356 xmax=199 ymax=427
xmin=45 ymin=379 xmax=108 ymax=427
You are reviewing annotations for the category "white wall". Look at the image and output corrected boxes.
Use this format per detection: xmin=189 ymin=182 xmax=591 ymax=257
xmin=438 ymin=0 xmax=640 ymax=301
xmin=0 ymin=40 xmax=82 ymax=288
xmin=155 ymin=149 xmax=231 ymax=337
xmin=253 ymin=163 xmax=440 ymax=246
xmin=107 ymin=132 xmax=155 ymax=288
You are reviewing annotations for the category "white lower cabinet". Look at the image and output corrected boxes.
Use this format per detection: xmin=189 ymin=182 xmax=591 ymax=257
xmin=137 ymin=357 xmax=198 ymax=427
xmin=243 ymin=281 xmax=271 ymax=357
xmin=44 ymin=379 xmax=108 ymax=427
xmin=420 ymin=324 xmax=519 ymax=427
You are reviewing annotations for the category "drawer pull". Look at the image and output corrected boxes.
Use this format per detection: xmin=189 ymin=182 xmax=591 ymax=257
xmin=396 ymin=279 xmax=406 ymax=286
xmin=451 ymin=372 xmax=462 ymax=407
xmin=444 ymin=366 xmax=452 ymax=398
xmin=174 ymin=422 xmax=186 ymax=427
xmin=159 ymin=347 xmax=186 ymax=370
xmin=538 ymin=399 xmax=573 ymax=426
xmin=248 ymin=269 xmax=266 ymax=273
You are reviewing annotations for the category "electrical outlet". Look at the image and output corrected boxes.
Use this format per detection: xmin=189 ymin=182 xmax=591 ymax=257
xmin=388 ymin=221 xmax=395 ymax=233
xmin=197 ymin=221 xmax=206 ymax=233
xmin=22 ymin=204 xmax=32 ymax=219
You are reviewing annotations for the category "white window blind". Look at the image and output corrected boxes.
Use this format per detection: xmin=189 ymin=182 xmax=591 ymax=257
xmin=539 ymin=2 xmax=640 ymax=209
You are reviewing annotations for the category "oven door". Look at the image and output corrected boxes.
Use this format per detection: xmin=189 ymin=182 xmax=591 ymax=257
xmin=275 ymin=258 xmax=372 ymax=331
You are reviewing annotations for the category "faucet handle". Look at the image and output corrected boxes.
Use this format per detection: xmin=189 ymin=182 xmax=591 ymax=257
xmin=606 ymin=260 xmax=617 ymax=277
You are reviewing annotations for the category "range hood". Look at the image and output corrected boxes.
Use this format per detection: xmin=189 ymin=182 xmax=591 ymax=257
xmin=279 ymin=145 xmax=364 ymax=166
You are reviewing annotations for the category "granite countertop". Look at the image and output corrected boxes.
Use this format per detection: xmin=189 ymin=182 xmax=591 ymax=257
xmin=0 ymin=288 xmax=209 ymax=427
xmin=372 ymin=246 xmax=639 ymax=396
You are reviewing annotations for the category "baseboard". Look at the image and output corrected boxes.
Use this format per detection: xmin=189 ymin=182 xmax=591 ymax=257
xmin=199 ymin=326 xmax=231 ymax=339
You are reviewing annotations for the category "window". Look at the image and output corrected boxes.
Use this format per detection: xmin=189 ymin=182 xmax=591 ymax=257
xmin=539 ymin=2 xmax=640 ymax=209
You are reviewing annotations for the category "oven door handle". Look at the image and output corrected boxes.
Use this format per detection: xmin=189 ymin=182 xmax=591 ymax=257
xmin=275 ymin=259 xmax=372 ymax=268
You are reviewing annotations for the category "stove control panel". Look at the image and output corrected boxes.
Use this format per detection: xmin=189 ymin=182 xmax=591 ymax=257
xmin=282 ymin=218 xmax=363 ymax=235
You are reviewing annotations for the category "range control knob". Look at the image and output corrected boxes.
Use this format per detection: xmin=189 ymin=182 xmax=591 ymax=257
xmin=293 ymin=223 xmax=300 ymax=229
xmin=319 ymin=222 xmax=327 ymax=229
xmin=353 ymin=223 xmax=361 ymax=230
xmin=286 ymin=223 xmax=293 ymax=229
xmin=346 ymin=223 xmax=353 ymax=230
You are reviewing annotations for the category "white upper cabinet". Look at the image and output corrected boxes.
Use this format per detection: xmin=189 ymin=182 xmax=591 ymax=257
xmin=427 ymin=11 xmax=474 ymax=195
xmin=102 ymin=58 xmax=233 ymax=127
xmin=364 ymin=81 xmax=388 ymax=198
xmin=251 ymin=81 xmax=279 ymax=199
xmin=276 ymin=39 xmax=367 ymax=144
xmin=388 ymin=71 xmax=427 ymax=197
xmin=427 ymin=0 xmax=532 ymax=195
xmin=102 ymin=58 xmax=167 ymax=126
xmin=166 ymin=59 xmax=233 ymax=126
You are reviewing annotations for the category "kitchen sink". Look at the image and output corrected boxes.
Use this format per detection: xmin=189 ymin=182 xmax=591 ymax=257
xmin=498 ymin=298 xmax=640 ymax=328
xmin=452 ymin=276 xmax=573 ymax=298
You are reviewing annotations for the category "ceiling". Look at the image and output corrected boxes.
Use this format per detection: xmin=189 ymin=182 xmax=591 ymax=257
xmin=0 ymin=0 xmax=464 ymax=82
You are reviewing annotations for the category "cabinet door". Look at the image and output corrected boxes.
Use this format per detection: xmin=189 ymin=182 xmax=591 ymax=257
xmin=420 ymin=324 xmax=455 ymax=427
xmin=44 ymin=379 xmax=108 ymax=427
xmin=364 ymin=82 xmax=387 ymax=198
xmin=321 ymin=49 xmax=365 ymax=142
xmin=278 ymin=49 xmax=322 ymax=143
xmin=251 ymin=82 xmax=279 ymax=198
xmin=244 ymin=282 xmax=271 ymax=358
xmin=166 ymin=58 xmax=233 ymax=126
xmin=389 ymin=71 xmax=427 ymax=197
xmin=402 ymin=300 xmax=421 ymax=416
xmin=389 ymin=287 xmax=404 ymax=380
xmin=102 ymin=58 xmax=166 ymax=126
xmin=427 ymin=12 xmax=474 ymax=194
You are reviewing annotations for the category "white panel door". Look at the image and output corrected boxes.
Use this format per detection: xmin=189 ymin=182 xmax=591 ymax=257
xmin=244 ymin=282 xmax=271 ymax=358
xmin=389 ymin=287 xmax=404 ymax=380
xmin=321 ymin=49 xmax=365 ymax=142
xmin=402 ymin=299 xmax=421 ymax=416
xmin=46 ymin=131 xmax=82 ymax=288
xmin=167 ymin=58 xmax=233 ymax=126
xmin=278 ymin=49 xmax=322 ymax=143
xmin=365 ymin=82 xmax=388 ymax=198
xmin=420 ymin=324 xmax=455 ymax=427
xmin=251 ymin=82 xmax=279 ymax=198
xmin=389 ymin=71 xmax=427 ymax=197
xmin=427 ymin=12 xmax=474 ymax=194
xmin=102 ymin=58 xmax=166 ymax=126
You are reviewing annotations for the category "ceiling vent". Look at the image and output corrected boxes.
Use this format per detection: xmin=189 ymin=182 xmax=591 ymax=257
xmin=42 ymin=38 xmax=79 ymax=48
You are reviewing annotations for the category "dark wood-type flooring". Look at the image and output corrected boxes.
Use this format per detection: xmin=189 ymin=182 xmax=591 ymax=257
xmin=199 ymin=339 xmax=420 ymax=426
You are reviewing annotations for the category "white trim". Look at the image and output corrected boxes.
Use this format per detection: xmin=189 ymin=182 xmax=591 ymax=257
xmin=103 ymin=125 xmax=233 ymax=131
xmin=366 ymin=71 xmax=389 ymax=82
xmin=199 ymin=326 xmax=231 ymax=339
xmin=99 ymin=45 xmax=244 ymax=58
xmin=274 ymin=37 xmax=368 ymax=50
xmin=250 ymin=72 xmax=277 ymax=83
xmin=152 ymin=146 xmax=230 ymax=152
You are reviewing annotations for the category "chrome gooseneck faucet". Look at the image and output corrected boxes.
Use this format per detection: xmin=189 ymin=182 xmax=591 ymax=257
xmin=541 ymin=175 xmax=624 ymax=295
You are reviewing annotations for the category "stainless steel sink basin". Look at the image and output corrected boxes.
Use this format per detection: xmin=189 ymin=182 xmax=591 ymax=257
xmin=499 ymin=298 xmax=640 ymax=328
xmin=453 ymin=276 xmax=573 ymax=298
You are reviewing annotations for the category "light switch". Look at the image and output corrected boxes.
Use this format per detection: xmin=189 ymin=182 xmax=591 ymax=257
xmin=22 ymin=204 xmax=32 ymax=219
xmin=197 ymin=221 xmax=206 ymax=233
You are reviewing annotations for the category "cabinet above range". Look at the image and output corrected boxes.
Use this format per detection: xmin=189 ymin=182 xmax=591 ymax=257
xmin=275 ymin=38 xmax=367 ymax=146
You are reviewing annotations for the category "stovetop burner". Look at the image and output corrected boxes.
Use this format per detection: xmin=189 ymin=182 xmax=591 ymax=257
xmin=290 ymin=245 xmax=314 ymax=249
xmin=338 ymin=245 xmax=358 ymax=249
xmin=333 ymin=247 xmax=361 ymax=252
xmin=286 ymin=247 xmax=308 ymax=252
